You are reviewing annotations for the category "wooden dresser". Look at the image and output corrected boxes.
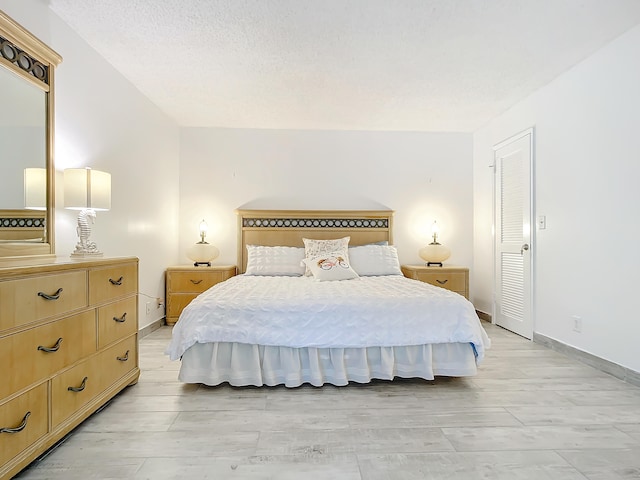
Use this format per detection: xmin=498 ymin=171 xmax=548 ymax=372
xmin=0 ymin=257 xmax=140 ymax=480
xmin=401 ymin=264 xmax=469 ymax=299
xmin=165 ymin=265 xmax=236 ymax=325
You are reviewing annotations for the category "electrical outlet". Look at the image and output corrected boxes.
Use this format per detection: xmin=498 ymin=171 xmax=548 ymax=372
xmin=572 ymin=315 xmax=582 ymax=333
xmin=146 ymin=302 xmax=152 ymax=315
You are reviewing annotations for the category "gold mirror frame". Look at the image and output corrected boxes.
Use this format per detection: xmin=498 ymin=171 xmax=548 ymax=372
xmin=0 ymin=10 xmax=62 ymax=260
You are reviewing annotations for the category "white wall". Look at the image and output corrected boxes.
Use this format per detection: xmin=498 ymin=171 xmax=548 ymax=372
xmin=179 ymin=128 xmax=474 ymax=271
xmin=1 ymin=1 xmax=181 ymax=329
xmin=473 ymin=25 xmax=640 ymax=372
xmin=1 ymin=3 xmax=476 ymax=329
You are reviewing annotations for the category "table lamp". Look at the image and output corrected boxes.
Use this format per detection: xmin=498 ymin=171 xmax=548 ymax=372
xmin=24 ymin=167 xmax=47 ymax=210
xmin=64 ymin=167 xmax=111 ymax=257
xmin=419 ymin=220 xmax=451 ymax=267
xmin=186 ymin=219 xmax=219 ymax=266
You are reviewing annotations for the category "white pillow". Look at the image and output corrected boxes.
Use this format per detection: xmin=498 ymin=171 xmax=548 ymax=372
xmin=348 ymin=244 xmax=403 ymax=276
xmin=303 ymin=252 xmax=360 ymax=281
xmin=302 ymin=236 xmax=350 ymax=276
xmin=245 ymin=245 xmax=306 ymax=276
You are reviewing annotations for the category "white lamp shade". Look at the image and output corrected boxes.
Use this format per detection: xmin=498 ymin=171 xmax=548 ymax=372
xmin=24 ymin=167 xmax=46 ymax=210
xmin=64 ymin=168 xmax=111 ymax=211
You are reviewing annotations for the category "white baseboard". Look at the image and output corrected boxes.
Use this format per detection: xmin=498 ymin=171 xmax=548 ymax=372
xmin=533 ymin=333 xmax=640 ymax=388
xmin=138 ymin=317 xmax=165 ymax=339
xmin=476 ymin=310 xmax=492 ymax=322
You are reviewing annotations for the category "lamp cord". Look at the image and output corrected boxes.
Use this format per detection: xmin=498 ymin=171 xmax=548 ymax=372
xmin=137 ymin=292 xmax=164 ymax=307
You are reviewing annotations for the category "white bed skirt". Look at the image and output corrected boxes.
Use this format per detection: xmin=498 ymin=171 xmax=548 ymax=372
xmin=178 ymin=342 xmax=478 ymax=387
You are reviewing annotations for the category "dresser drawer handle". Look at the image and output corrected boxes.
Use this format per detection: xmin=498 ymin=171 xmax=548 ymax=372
xmin=190 ymin=279 xmax=203 ymax=285
xmin=37 ymin=337 xmax=63 ymax=353
xmin=0 ymin=412 xmax=31 ymax=434
xmin=117 ymin=350 xmax=130 ymax=362
xmin=109 ymin=276 xmax=124 ymax=286
xmin=113 ymin=312 xmax=127 ymax=323
xmin=436 ymin=279 xmax=448 ymax=285
xmin=68 ymin=376 xmax=88 ymax=392
xmin=37 ymin=287 xmax=63 ymax=300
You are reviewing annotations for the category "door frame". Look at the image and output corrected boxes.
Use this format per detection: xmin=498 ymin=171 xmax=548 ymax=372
xmin=492 ymin=127 xmax=535 ymax=339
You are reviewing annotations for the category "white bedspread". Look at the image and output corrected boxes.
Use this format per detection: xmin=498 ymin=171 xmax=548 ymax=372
xmin=165 ymin=275 xmax=490 ymax=362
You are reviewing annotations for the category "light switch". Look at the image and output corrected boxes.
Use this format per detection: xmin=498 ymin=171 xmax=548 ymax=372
xmin=538 ymin=215 xmax=546 ymax=229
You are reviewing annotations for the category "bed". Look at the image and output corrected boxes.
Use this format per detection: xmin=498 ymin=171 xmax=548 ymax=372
xmin=165 ymin=209 xmax=490 ymax=387
xmin=0 ymin=209 xmax=46 ymax=242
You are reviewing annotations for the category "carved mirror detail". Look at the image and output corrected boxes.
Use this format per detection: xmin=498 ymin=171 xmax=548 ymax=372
xmin=0 ymin=10 xmax=62 ymax=259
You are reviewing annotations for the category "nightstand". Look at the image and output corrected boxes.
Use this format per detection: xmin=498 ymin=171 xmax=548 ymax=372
xmin=401 ymin=265 xmax=469 ymax=299
xmin=165 ymin=265 xmax=236 ymax=325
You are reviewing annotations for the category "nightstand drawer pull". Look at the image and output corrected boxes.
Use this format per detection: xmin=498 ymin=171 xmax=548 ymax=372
xmin=117 ymin=350 xmax=130 ymax=362
xmin=68 ymin=376 xmax=88 ymax=392
xmin=109 ymin=276 xmax=124 ymax=286
xmin=436 ymin=279 xmax=449 ymax=285
xmin=190 ymin=279 xmax=203 ymax=285
xmin=37 ymin=287 xmax=63 ymax=300
xmin=113 ymin=312 xmax=127 ymax=323
xmin=37 ymin=337 xmax=63 ymax=353
xmin=0 ymin=412 xmax=31 ymax=434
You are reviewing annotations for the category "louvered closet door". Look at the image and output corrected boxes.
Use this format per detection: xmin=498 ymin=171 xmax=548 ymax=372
xmin=494 ymin=130 xmax=533 ymax=339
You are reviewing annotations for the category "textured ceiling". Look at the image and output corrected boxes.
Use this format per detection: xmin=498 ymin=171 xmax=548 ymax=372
xmin=48 ymin=0 xmax=640 ymax=132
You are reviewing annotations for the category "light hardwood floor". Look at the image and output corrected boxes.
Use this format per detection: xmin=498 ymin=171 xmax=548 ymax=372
xmin=14 ymin=322 xmax=640 ymax=479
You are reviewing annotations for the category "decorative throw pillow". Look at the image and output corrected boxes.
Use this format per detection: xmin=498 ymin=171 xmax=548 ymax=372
xmin=348 ymin=244 xmax=403 ymax=276
xmin=303 ymin=251 xmax=360 ymax=281
xmin=302 ymin=236 xmax=350 ymax=276
xmin=245 ymin=245 xmax=306 ymax=276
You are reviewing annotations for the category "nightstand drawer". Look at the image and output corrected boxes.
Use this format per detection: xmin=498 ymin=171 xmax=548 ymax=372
xmin=165 ymin=265 xmax=236 ymax=325
xmin=412 ymin=271 xmax=466 ymax=291
xmin=167 ymin=293 xmax=199 ymax=318
xmin=168 ymin=270 xmax=232 ymax=293
xmin=401 ymin=265 xmax=469 ymax=299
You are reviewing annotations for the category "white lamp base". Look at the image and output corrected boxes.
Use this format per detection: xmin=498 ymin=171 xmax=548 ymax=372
xmin=70 ymin=250 xmax=104 ymax=258
xmin=419 ymin=243 xmax=451 ymax=267
xmin=186 ymin=242 xmax=219 ymax=267
xmin=70 ymin=209 xmax=103 ymax=258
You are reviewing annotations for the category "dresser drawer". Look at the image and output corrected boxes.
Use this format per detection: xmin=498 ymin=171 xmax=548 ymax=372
xmin=168 ymin=270 xmax=229 ymax=293
xmin=51 ymin=335 xmax=137 ymax=428
xmin=0 ymin=270 xmax=87 ymax=332
xmin=0 ymin=311 xmax=97 ymax=400
xmin=89 ymin=263 xmax=138 ymax=305
xmin=0 ymin=257 xmax=139 ymax=479
xmin=99 ymin=335 xmax=138 ymax=391
xmin=0 ymin=383 xmax=48 ymax=467
xmin=98 ymin=296 xmax=137 ymax=349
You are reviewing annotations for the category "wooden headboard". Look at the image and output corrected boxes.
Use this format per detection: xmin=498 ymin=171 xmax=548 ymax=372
xmin=236 ymin=209 xmax=394 ymax=274
xmin=0 ymin=209 xmax=46 ymax=242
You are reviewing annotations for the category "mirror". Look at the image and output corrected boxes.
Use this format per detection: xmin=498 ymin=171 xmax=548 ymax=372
xmin=0 ymin=10 xmax=62 ymax=259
